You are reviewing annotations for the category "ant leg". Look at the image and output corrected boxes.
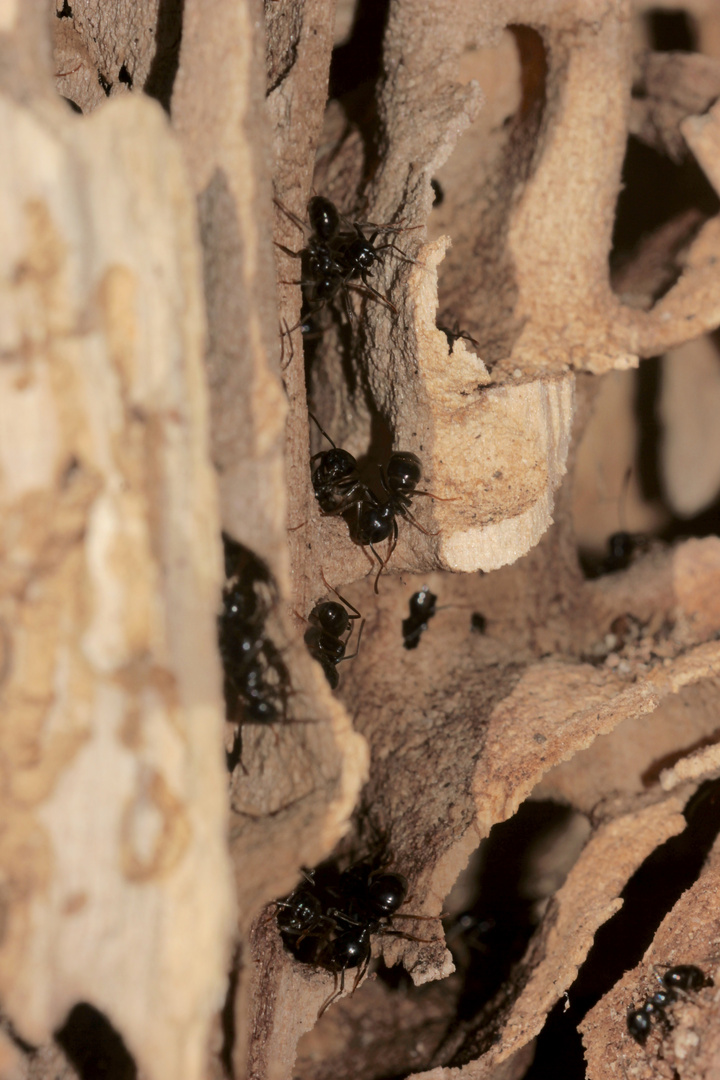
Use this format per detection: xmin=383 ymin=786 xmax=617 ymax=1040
xmin=374 ymin=241 xmax=422 ymax=267
xmin=379 ymin=927 xmax=437 ymax=944
xmin=339 ymin=620 xmax=365 ymax=664
xmin=309 ymin=413 xmax=338 ymax=449
xmin=274 ymin=243 xmax=305 ymax=260
xmin=400 ymin=505 xmax=439 ymax=538
xmin=373 ymin=522 xmax=398 ymax=595
xmin=273 ymin=197 xmax=309 ymax=235
xmin=412 ymin=489 xmax=459 ymax=502
xmin=352 ymin=954 xmax=370 ymax=992
xmin=320 ymin=569 xmax=362 ymax=620
xmin=355 ymin=273 xmax=398 ymax=314
xmin=318 ymin=969 xmax=343 ymax=1019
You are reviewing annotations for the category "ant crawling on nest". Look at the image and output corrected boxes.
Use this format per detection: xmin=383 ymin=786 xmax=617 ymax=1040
xmin=350 ymin=450 xmax=452 ymax=594
xmin=274 ymin=194 xmax=418 ymax=332
xmin=306 ymin=412 xmax=453 ymax=592
xmin=626 ymin=963 xmax=714 ymax=1046
xmin=276 ymin=852 xmax=439 ymax=1017
xmin=218 ymin=534 xmax=292 ymax=771
xmin=304 ymin=571 xmax=364 ymax=689
xmin=402 ymin=586 xmax=438 ymax=649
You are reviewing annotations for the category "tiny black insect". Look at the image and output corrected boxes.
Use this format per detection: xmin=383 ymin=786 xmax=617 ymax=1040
xmin=304 ymin=574 xmax=364 ymax=689
xmin=219 ymin=535 xmax=291 ymax=770
xmin=402 ymin=586 xmax=438 ymax=649
xmin=626 ymin=963 xmax=713 ymax=1045
xmin=274 ymin=196 xmax=412 ymax=332
xmin=438 ymin=321 xmax=479 ymax=353
xmin=276 ymin=854 xmax=437 ymax=1018
xmin=309 ymin=412 xmax=369 ymax=517
xmin=349 ymin=451 xmax=443 ymax=593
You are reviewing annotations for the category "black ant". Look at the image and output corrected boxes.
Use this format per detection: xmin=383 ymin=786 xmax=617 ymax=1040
xmin=218 ymin=535 xmax=291 ymax=770
xmin=350 ymin=452 xmax=444 ymax=594
xmin=308 ymin=412 xmax=368 ymax=517
xmin=274 ymin=195 xmax=414 ymax=331
xmin=602 ymin=468 xmax=648 ymax=574
xmin=304 ymin=573 xmax=364 ymax=689
xmin=402 ymin=586 xmax=438 ymax=649
xmin=276 ymin=855 xmax=437 ymax=1017
xmin=627 ymin=963 xmax=713 ymax=1045
xmin=438 ymin=321 xmax=479 ymax=353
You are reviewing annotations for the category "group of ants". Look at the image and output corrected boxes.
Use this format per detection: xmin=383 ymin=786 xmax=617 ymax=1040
xmin=218 ymin=192 xmax=713 ymax=1047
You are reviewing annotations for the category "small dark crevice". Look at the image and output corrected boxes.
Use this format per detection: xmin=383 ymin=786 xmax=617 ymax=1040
xmin=97 ymin=72 xmax=112 ymax=97
xmin=220 ymin=948 xmax=240 ymax=1077
xmin=327 ymin=0 xmax=391 ymax=195
xmin=646 ymin=9 xmax=698 ymax=52
xmin=56 ymin=0 xmax=73 ymax=17
xmin=118 ymin=64 xmax=133 ymax=88
xmin=143 ymin=0 xmax=184 ymax=114
xmin=54 ymin=1003 xmax=137 ymax=1080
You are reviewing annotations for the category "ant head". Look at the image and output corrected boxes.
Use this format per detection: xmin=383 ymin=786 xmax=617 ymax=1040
xmin=312 ymin=448 xmax=358 ymax=487
xmin=308 ymin=196 xmax=340 ymax=243
xmin=409 ymin=587 xmax=436 ymax=619
xmin=386 ymin=452 xmax=422 ymax=493
xmin=314 ymin=600 xmax=350 ymax=637
xmin=367 ymin=872 xmax=408 ymax=917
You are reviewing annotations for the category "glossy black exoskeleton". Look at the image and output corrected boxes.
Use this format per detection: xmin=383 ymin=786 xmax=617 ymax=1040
xmin=309 ymin=413 xmax=368 ymax=517
xmin=604 ymin=530 xmax=635 ymax=573
xmin=304 ymin=576 xmax=363 ymax=689
xmin=219 ymin=535 xmax=291 ymax=770
xmin=274 ymin=195 xmax=404 ymax=331
xmin=626 ymin=963 xmax=713 ymax=1045
xmin=276 ymin=852 xmax=436 ymax=1018
xmin=349 ymin=451 xmax=440 ymax=593
xmin=402 ymin=586 xmax=438 ymax=649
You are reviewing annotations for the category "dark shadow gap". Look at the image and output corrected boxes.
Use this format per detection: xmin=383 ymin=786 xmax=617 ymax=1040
xmin=54 ymin=1003 xmax=136 ymax=1080
xmin=646 ymin=9 xmax=698 ymax=52
xmin=144 ymin=0 xmax=184 ymax=114
xmin=610 ymin=138 xmax=720 ymax=288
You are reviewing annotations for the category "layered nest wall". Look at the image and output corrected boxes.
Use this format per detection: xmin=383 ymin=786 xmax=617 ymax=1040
xmin=3 ymin=2 xmax=720 ymax=1079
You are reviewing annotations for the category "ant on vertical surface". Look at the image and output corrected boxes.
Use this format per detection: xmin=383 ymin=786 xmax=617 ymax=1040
xmin=218 ymin=535 xmax=292 ymax=770
xmin=626 ymin=963 xmax=713 ymax=1045
xmin=350 ymin=451 xmax=447 ymax=593
xmin=402 ymin=586 xmax=438 ymax=649
xmin=309 ymin=413 xmax=368 ymax=517
xmin=275 ymin=852 xmax=439 ymax=1017
xmin=274 ymin=195 xmax=417 ymax=332
xmin=304 ymin=572 xmax=364 ymax=689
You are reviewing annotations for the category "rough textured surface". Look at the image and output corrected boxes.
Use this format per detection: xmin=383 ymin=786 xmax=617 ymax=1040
xmin=0 ymin=83 xmax=233 ymax=1080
